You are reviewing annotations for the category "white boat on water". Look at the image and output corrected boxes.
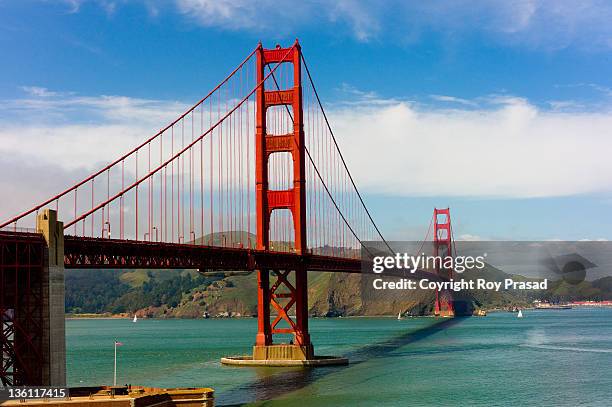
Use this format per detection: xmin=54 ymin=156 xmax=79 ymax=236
xmin=133 ymin=315 xmax=138 ymax=323
xmin=517 ymin=310 xmax=523 ymax=318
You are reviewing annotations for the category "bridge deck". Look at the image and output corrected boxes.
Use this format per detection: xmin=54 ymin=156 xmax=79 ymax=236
xmin=64 ymin=236 xmax=362 ymax=272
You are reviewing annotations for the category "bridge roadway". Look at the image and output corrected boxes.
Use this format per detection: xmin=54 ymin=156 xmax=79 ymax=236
xmin=1 ymin=230 xmax=436 ymax=276
xmin=62 ymin=236 xmax=441 ymax=281
xmin=63 ymin=235 xmax=362 ymax=272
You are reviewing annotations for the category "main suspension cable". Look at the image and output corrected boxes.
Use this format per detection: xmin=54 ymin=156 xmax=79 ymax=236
xmin=300 ymin=53 xmax=394 ymax=256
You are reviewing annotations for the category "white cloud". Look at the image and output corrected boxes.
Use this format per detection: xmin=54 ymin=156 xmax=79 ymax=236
xmin=58 ymin=0 xmax=120 ymax=15
xmin=52 ymin=1 xmax=612 ymax=49
xmin=329 ymin=0 xmax=379 ymax=41
xmin=0 ymin=90 xmax=187 ymax=210
xmin=171 ymin=0 xmax=378 ymax=42
xmin=2 ymin=89 xmax=186 ymax=128
xmin=457 ymin=234 xmax=485 ymax=241
xmin=2 ymin=87 xmax=612 ymax=222
xmin=402 ymin=1 xmax=612 ymax=50
xmin=330 ymin=95 xmax=612 ymax=198
xmin=59 ymin=0 xmax=82 ymax=13
xmin=430 ymin=95 xmax=477 ymax=107
xmin=173 ymin=0 xmax=612 ymax=48
xmin=337 ymin=83 xmax=405 ymax=107
xmin=0 ymin=155 xmax=89 ymax=221
xmin=0 ymin=88 xmax=252 ymax=224
xmin=547 ymin=100 xmax=584 ymax=111
xmin=175 ymin=0 xmax=311 ymax=32
xmin=0 ymin=124 xmax=157 ymax=171
xmin=20 ymin=86 xmax=59 ymax=97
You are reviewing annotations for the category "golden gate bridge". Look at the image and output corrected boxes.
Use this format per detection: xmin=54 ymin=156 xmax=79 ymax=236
xmin=0 ymin=41 xmax=457 ymax=386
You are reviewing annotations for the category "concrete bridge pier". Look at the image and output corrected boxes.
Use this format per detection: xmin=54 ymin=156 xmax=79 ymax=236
xmin=37 ymin=209 xmax=66 ymax=386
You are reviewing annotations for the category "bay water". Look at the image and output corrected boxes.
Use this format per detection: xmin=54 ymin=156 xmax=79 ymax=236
xmin=67 ymin=308 xmax=612 ymax=406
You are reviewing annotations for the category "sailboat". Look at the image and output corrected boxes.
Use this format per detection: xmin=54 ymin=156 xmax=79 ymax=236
xmin=517 ymin=310 xmax=523 ymax=318
xmin=133 ymin=315 xmax=138 ymax=323
xmin=397 ymin=311 xmax=403 ymax=320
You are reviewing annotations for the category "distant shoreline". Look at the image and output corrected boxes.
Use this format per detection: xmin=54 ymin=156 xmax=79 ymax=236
xmin=65 ymin=306 xmax=612 ymax=320
xmin=64 ymin=314 xmax=436 ymax=320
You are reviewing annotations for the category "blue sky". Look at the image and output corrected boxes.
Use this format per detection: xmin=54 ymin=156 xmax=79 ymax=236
xmin=2 ymin=1 xmax=612 ymax=105
xmin=1 ymin=0 xmax=612 ymax=240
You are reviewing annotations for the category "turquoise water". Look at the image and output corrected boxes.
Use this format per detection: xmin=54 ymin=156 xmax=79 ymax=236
xmin=67 ymin=309 xmax=612 ymax=406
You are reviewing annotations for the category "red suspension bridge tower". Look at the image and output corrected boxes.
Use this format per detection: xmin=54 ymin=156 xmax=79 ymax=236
xmin=253 ymin=42 xmax=313 ymax=360
xmin=433 ymin=208 xmax=455 ymax=317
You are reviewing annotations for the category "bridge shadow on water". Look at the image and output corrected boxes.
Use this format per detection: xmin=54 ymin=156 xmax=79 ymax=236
xmin=217 ymin=317 xmax=467 ymax=406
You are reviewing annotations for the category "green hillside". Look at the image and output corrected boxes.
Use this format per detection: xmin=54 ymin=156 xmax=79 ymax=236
xmin=65 ymin=269 xmax=221 ymax=315
xmin=65 ymin=233 xmax=612 ymax=317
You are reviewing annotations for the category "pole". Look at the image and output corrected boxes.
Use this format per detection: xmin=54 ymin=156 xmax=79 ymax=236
xmin=113 ymin=341 xmax=117 ymax=386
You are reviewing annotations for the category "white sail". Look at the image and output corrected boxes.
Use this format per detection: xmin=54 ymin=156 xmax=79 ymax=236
xmin=133 ymin=315 xmax=138 ymax=323
xmin=397 ymin=312 xmax=402 ymax=320
xmin=517 ymin=310 xmax=523 ymax=318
